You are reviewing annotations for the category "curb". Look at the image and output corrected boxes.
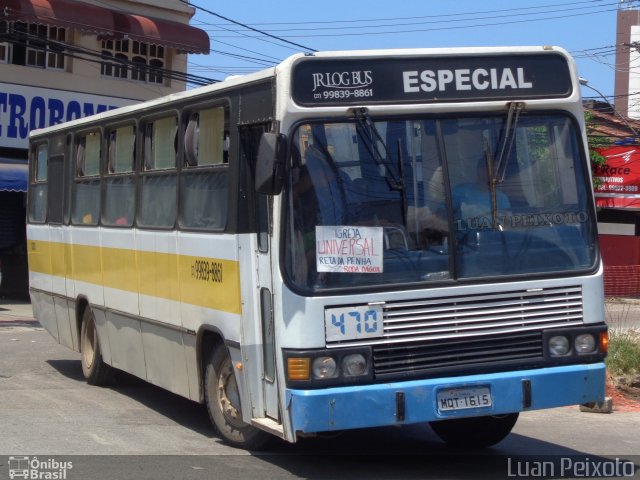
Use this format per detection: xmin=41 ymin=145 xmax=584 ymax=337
xmin=580 ymin=397 xmax=614 ymax=413
xmin=0 ymin=318 xmax=39 ymax=326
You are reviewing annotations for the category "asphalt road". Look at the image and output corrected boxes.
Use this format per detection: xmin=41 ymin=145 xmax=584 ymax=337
xmin=1 ymin=320 xmax=639 ymax=479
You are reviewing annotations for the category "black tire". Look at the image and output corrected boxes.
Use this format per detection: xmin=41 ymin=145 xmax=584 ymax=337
xmin=204 ymin=346 xmax=270 ymax=450
xmin=430 ymin=413 xmax=519 ymax=448
xmin=80 ymin=306 xmax=114 ymax=386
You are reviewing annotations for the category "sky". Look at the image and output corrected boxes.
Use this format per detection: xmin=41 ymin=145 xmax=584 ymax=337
xmin=186 ymin=0 xmax=630 ymax=101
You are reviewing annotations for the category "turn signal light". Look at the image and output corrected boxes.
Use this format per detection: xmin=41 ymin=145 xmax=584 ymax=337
xmin=600 ymin=331 xmax=609 ymax=354
xmin=288 ymin=358 xmax=311 ymax=381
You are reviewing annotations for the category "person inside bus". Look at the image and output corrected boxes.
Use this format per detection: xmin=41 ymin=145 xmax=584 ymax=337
xmin=452 ymin=157 xmax=511 ymax=235
xmin=289 ymin=142 xmax=349 ymax=286
xmin=406 ymin=164 xmax=449 ymax=249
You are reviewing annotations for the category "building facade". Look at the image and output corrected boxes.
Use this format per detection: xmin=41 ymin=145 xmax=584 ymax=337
xmin=0 ymin=0 xmax=209 ymax=297
xmin=587 ymin=101 xmax=640 ymax=297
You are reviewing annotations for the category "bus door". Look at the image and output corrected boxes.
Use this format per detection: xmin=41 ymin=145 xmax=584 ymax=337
xmin=239 ymin=124 xmax=279 ymax=422
xmin=48 ymin=148 xmax=76 ymax=351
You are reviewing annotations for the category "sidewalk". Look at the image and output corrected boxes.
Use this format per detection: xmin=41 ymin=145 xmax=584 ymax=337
xmin=0 ymin=298 xmax=37 ymax=325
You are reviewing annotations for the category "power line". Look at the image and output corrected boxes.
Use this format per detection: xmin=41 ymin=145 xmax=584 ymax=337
xmin=207 ymin=37 xmax=282 ymax=63
xmin=180 ymin=0 xmax=316 ymax=53
xmin=195 ymin=0 xmax=617 ymax=27
xmin=200 ymin=1 xmax=619 ymax=34
xmin=204 ymin=4 xmax=619 ymax=38
xmin=0 ymin=28 xmax=218 ymax=87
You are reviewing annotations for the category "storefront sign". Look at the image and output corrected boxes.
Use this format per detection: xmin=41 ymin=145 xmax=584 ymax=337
xmin=0 ymin=82 xmax=137 ymax=149
xmin=594 ymin=146 xmax=640 ymax=208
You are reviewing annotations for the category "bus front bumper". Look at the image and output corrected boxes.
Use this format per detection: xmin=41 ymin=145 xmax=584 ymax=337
xmin=285 ymin=363 xmax=606 ymax=434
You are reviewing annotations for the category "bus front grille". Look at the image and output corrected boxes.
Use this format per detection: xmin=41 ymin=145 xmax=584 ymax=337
xmin=372 ymin=331 xmax=543 ymax=376
xmin=326 ymin=285 xmax=584 ymax=376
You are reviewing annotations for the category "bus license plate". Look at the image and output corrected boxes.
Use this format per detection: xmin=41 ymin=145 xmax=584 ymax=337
xmin=437 ymin=387 xmax=492 ymax=412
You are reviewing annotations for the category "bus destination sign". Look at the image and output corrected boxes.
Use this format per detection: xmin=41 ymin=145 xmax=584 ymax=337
xmin=291 ymin=53 xmax=572 ymax=107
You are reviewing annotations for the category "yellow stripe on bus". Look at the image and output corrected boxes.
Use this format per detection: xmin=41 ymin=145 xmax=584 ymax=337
xmin=27 ymin=240 xmax=242 ymax=314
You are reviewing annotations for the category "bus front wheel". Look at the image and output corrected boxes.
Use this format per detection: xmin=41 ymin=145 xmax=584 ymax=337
xmin=429 ymin=413 xmax=519 ymax=448
xmin=80 ymin=306 xmax=114 ymax=386
xmin=204 ymin=347 xmax=270 ymax=450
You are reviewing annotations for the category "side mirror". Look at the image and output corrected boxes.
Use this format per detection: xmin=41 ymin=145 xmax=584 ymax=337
xmin=255 ymin=132 xmax=286 ymax=195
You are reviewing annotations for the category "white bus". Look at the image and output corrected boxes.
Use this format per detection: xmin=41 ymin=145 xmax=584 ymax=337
xmin=27 ymin=46 xmax=608 ymax=449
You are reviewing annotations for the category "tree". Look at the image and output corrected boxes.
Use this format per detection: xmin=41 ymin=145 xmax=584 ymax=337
xmin=585 ymin=110 xmax=609 ymax=189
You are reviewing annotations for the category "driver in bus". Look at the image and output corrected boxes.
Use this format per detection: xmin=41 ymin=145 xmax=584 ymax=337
xmin=452 ymin=158 xmax=511 ymax=234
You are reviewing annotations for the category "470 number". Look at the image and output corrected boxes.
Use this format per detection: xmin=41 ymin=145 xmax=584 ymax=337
xmin=325 ymin=304 xmax=383 ymax=342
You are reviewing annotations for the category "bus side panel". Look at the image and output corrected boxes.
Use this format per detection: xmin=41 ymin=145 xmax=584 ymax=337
xmin=102 ymin=228 xmax=140 ymax=317
xmin=49 ymin=225 xmax=74 ymax=350
xmin=26 ymin=224 xmax=58 ymax=341
xmin=182 ymin=332 xmax=199 ymax=401
xmin=137 ymin=230 xmax=180 ymax=326
xmin=69 ymin=227 xmax=104 ymax=307
xmin=177 ymin=232 xmax=243 ymax=403
xmin=176 ymin=233 xmax=242 ymax=335
xmin=31 ymin=290 xmax=58 ymax=342
xmin=135 ymin=229 xmax=190 ymax=397
xmin=52 ymin=296 xmax=74 ymax=351
xmin=141 ymin=321 xmax=190 ymax=398
xmin=104 ymin=309 xmax=146 ymax=380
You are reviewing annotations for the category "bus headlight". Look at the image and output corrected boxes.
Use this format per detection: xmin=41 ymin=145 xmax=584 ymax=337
xmin=549 ymin=335 xmax=570 ymax=356
xmin=284 ymin=347 xmax=372 ymax=387
xmin=575 ymin=334 xmax=596 ymax=354
xmin=543 ymin=325 xmax=607 ymax=361
xmin=312 ymin=357 xmax=338 ymax=379
xmin=342 ymin=354 xmax=368 ymax=377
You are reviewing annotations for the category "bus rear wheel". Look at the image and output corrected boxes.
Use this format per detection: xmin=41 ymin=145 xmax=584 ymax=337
xmin=80 ymin=306 xmax=114 ymax=386
xmin=429 ymin=413 xmax=519 ymax=448
xmin=204 ymin=347 xmax=270 ymax=450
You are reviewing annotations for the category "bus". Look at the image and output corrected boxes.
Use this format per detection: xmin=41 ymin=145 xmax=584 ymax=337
xmin=27 ymin=46 xmax=608 ymax=449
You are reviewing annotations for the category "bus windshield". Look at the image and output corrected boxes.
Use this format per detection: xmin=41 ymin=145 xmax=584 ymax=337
xmin=284 ymin=113 xmax=597 ymax=292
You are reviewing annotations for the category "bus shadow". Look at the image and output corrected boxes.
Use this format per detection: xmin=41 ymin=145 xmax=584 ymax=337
xmin=47 ymin=359 xmax=85 ymax=382
xmin=45 ymin=359 xmax=639 ymax=479
xmin=256 ymin=427 xmax=638 ymax=479
xmin=47 ymin=359 xmax=216 ymax=439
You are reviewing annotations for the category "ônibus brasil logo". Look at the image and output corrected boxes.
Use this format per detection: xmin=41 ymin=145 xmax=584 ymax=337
xmin=8 ymin=456 xmax=73 ymax=480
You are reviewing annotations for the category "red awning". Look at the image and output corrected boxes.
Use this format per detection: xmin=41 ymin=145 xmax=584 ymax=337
xmin=112 ymin=12 xmax=210 ymax=54
xmin=3 ymin=0 xmax=114 ymax=35
xmin=3 ymin=0 xmax=210 ymax=53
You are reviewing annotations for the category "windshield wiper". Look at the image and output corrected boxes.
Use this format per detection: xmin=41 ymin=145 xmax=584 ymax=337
xmin=494 ymin=102 xmax=524 ymax=184
xmin=352 ymin=108 xmax=404 ymax=192
xmin=483 ymin=136 xmax=501 ymax=230
xmin=484 ymin=102 xmax=523 ymax=230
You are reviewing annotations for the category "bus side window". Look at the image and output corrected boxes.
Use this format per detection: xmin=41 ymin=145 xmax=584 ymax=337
xmin=72 ymin=131 xmax=101 ymax=226
xmin=180 ymin=106 xmax=229 ymax=230
xmin=29 ymin=143 xmax=48 ymax=223
xmin=139 ymin=116 xmax=177 ymax=228
xmin=103 ymin=125 xmax=136 ymax=227
xmin=184 ymin=107 xmax=225 ymax=166
xmin=144 ymin=116 xmax=177 ymax=171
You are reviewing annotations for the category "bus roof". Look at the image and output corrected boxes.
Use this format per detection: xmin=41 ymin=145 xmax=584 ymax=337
xmin=29 ymin=45 xmax=573 ymax=139
xmin=28 ymin=66 xmax=277 ymax=139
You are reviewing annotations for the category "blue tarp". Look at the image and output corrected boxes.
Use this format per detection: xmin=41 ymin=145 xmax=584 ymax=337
xmin=0 ymin=161 xmax=28 ymax=192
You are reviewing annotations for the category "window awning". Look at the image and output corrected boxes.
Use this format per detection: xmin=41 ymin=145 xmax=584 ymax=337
xmin=0 ymin=161 xmax=28 ymax=193
xmin=3 ymin=0 xmax=115 ymax=35
xmin=112 ymin=12 xmax=210 ymax=54
xmin=3 ymin=0 xmax=210 ymax=53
